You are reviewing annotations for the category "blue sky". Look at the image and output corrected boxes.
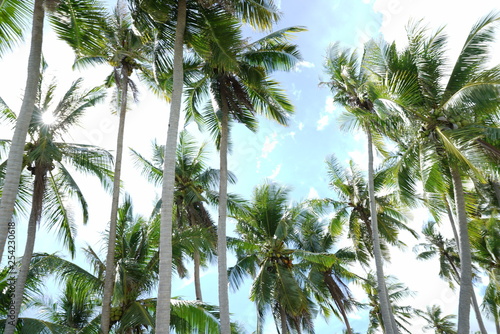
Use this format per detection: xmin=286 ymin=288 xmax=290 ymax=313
xmin=1 ymin=0 xmax=500 ymax=333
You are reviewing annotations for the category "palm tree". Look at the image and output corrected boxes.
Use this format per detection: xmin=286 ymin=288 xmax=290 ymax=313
xmin=319 ymin=156 xmax=417 ymax=266
xmin=182 ymin=19 xmax=302 ymax=332
xmin=323 ymin=42 xmax=404 ymax=334
xmin=0 ymin=0 xmax=106 ymax=262
xmin=22 ymin=197 xmax=224 ymax=333
xmin=414 ymin=221 xmax=488 ymax=333
xmin=364 ymin=14 xmax=500 ymax=332
xmin=131 ymin=130 xmax=243 ymax=301
xmin=416 ymin=305 xmax=457 ymax=334
xmin=360 ymin=272 xmax=415 ymax=334
xmin=0 ymin=0 xmax=48 ymax=261
xmin=228 ymin=182 xmax=314 ymax=333
xmin=0 ymin=73 xmax=113 ymax=334
xmin=290 ymin=207 xmax=358 ymax=334
xmin=52 ymin=2 xmax=153 ymax=331
xmin=469 ymin=216 xmax=500 ymax=333
xmin=127 ymin=1 xmax=282 ymax=331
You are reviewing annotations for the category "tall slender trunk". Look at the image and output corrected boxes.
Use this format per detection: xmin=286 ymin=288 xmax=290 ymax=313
xmin=4 ymin=165 xmax=46 ymax=334
xmin=493 ymin=181 xmax=500 ymax=208
xmin=218 ymin=89 xmax=231 ymax=333
xmin=323 ymin=273 xmax=353 ymax=334
xmin=446 ymin=247 xmax=487 ymax=334
xmin=470 ymin=291 xmax=487 ymax=334
xmin=280 ymin=305 xmax=288 ymax=334
xmin=0 ymin=0 xmax=44 ymax=260
xmin=366 ymin=129 xmax=397 ymax=334
xmin=450 ymin=166 xmax=473 ymax=334
xmin=444 ymin=196 xmax=460 ymax=248
xmin=495 ymin=317 xmax=500 ymax=334
xmin=193 ymin=250 xmax=203 ymax=301
xmin=446 ymin=202 xmax=487 ymax=334
xmin=155 ymin=0 xmax=187 ymax=332
xmin=100 ymin=69 xmax=129 ymax=334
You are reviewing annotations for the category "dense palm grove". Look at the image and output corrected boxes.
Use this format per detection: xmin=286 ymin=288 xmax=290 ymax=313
xmin=0 ymin=0 xmax=499 ymax=333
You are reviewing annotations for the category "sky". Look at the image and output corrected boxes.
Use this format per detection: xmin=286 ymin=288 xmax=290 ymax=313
xmin=1 ymin=0 xmax=500 ymax=333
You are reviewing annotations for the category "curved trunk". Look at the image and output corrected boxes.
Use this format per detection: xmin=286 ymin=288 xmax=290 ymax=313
xmin=4 ymin=165 xmax=46 ymax=334
xmin=100 ymin=69 xmax=129 ymax=334
xmin=155 ymin=0 xmax=187 ymax=332
xmin=366 ymin=129 xmax=397 ymax=334
xmin=450 ymin=166 xmax=473 ymax=334
xmin=193 ymin=249 xmax=203 ymax=301
xmin=0 ymin=0 xmax=44 ymax=260
xmin=323 ymin=272 xmax=353 ymax=334
xmin=218 ymin=88 xmax=231 ymax=333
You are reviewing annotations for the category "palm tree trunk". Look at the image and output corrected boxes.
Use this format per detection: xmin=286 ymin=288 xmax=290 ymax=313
xmin=101 ymin=69 xmax=129 ymax=334
xmin=193 ymin=250 xmax=203 ymax=301
xmin=495 ymin=317 xmax=500 ymax=334
xmin=450 ymin=166 xmax=473 ymax=334
xmin=280 ymin=305 xmax=288 ymax=334
xmin=0 ymin=0 xmax=44 ymax=260
xmin=444 ymin=196 xmax=460 ymax=248
xmin=4 ymin=165 xmax=46 ymax=334
xmin=218 ymin=90 xmax=231 ymax=334
xmin=155 ymin=0 xmax=187 ymax=332
xmin=323 ymin=273 xmax=353 ymax=334
xmin=447 ymin=250 xmax=487 ymax=334
xmin=493 ymin=181 xmax=500 ymax=208
xmin=470 ymin=290 xmax=487 ymax=334
xmin=366 ymin=129 xmax=397 ymax=334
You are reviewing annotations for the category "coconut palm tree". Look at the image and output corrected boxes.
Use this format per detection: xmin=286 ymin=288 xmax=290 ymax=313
xmin=182 ymin=19 xmax=302 ymax=333
xmin=416 ymin=305 xmax=457 ymax=334
xmin=318 ymin=155 xmax=417 ymax=267
xmin=363 ymin=13 xmax=500 ymax=332
xmin=131 ymin=130 xmax=244 ymax=301
xmin=0 ymin=73 xmax=113 ymax=334
xmin=52 ymin=2 xmax=154 ymax=330
xmin=24 ymin=197 xmax=224 ymax=334
xmin=290 ymin=207 xmax=358 ymax=334
xmin=127 ymin=1 xmax=282 ymax=331
xmin=323 ymin=41 xmax=406 ymax=334
xmin=413 ymin=221 xmax=488 ymax=333
xmin=469 ymin=216 xmax=500 ymax=333
xmin=0 ymin=0 xmax=107 ymax=263
xmin=228 ymin=182 xmax=315 ymax=333
xmin=360 ymin=272 xmax=415 ymax=334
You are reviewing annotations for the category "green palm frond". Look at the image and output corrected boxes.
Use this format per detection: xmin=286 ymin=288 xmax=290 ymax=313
xmin=43 ymin=170 xmax=78 ymax=257
xmin=0 ymin=0 xmax=31 ymax=56
xmin=50 ymin=0 xmax=110 ymax=58
xmin=444 ymin=11 xmax=500 ymax=97
xmin=231 ymin=0 xmax=280 ymax=31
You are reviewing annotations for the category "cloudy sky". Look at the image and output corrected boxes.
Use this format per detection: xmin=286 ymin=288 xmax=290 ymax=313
xmin=1 ymin=0 xmax=500 ymax=332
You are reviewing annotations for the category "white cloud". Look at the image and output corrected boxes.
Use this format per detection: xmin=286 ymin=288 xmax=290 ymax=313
xmin=347 ymin=150 xmax=366 ymax=167
xmin=325 ymin=96 xmax=336 ymax=114
xmin=307 ymin=187 xmax=319 ymax=199
xmin=261 ymin=132 xmax=278 ymax=158
xmin=316 ymin=115 xmax=330 ymax=131
xmin=268 ymin=164 xmax=282 ymax=179
xmin=294 ymin=60 xmax=315 ymax=72
xmin=298 ymin=122 xmax=304 ymax=131
xmin=316 ymin=96 xmax=337 ymax=131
